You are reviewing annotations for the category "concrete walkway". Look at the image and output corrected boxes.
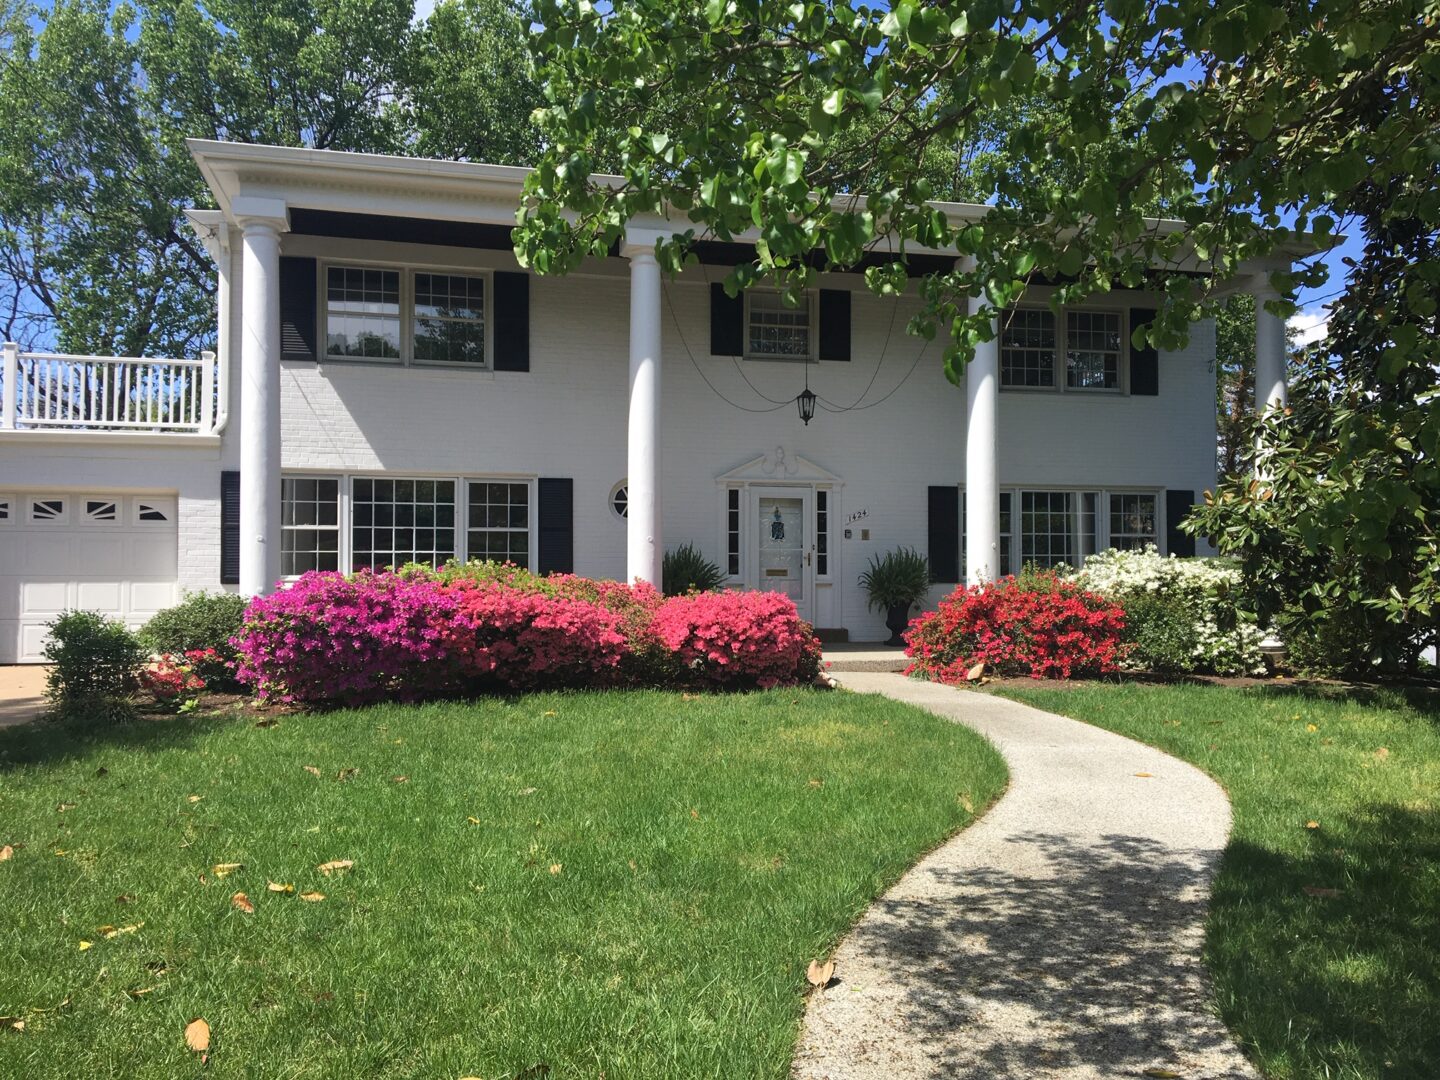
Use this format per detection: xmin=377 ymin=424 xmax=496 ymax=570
xmin=794 ymin=673 xmax=1254 ymax=1080
xmin=0 ymin=665 xmax=48 ymax=727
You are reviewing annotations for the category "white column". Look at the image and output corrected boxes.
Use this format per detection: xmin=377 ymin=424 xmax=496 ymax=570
xmin=237 ymin=212 xmax=285 ymax=596
xmin=624 ymin=242 xmax=663 ymax=587
xmin=965 ymin=307 xmax=1001 ymax=585
xmin=2 ymin=341 xmax=17 ymax=429
xmin=1254 ymin=284 xmax=1289 ymax=413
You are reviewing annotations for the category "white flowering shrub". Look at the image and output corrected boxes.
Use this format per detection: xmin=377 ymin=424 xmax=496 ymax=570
xmin=1070 ymin=546 xmax=1266 ymax=676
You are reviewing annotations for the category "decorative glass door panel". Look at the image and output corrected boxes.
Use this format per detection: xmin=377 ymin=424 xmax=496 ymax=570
xmin=757 ymin=496 xmax=805 ymax=604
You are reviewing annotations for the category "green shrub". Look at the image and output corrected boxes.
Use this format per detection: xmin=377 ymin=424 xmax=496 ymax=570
xmin=138 ymin=591 xmax=247 ymax=689
xmin=662 ymin=543 xmax=724 ymax=596
xmin=1120 ymin=591 xmax=1201 ymax=675
xmin=42 ymin=611 xmax=145 ymax=723
xmin=859 ymin=547 xmax=931 ymax=611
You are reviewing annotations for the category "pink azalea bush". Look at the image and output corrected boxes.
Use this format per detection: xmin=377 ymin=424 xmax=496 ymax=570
xmin=447 ymin=580 xmax=628 ymax=690
xmin=233 ymin=565 xmax=823 ymax=705
xmin=232 ymin=571 xmax=472 ymax=705
xmin=651 ymin=589 xmax=824 ymax=689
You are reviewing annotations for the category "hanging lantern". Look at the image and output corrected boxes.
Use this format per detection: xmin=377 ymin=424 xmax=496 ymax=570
xmin=796 ymin=387 xmax=817 ymax=425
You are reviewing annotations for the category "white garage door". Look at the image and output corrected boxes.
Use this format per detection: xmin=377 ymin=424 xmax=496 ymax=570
xmin=0 ymin=493 xmax=179 ymax=663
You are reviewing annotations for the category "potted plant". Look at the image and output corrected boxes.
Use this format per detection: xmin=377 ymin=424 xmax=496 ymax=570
xmin=858 ymin=547 xmax=932 ymax=646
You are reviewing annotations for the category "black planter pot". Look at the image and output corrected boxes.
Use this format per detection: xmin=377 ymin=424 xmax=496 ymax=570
xmin=883 ymin=602 xmax=913 ymax=647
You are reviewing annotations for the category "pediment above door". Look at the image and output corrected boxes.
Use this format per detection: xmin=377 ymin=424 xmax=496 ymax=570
xmin=716 ymin=446 xmax=842 ymax=486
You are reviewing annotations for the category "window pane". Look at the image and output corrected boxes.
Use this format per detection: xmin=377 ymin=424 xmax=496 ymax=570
xmin=465 ymin=481 xmax=530 ymax=567
xmin=281 ymin=477 xmax=340 ymax=577
xmin=414 ymin=273 xmax=486 ymax=364
xmin=1066 ymin=310 xmax=1122 ymax=389
xmin=1109 ymin=493 xmax=1158 ymax=550
xmin=326 ymin=267 xmax=401 ymax=359
xmin=747 ymin=291 xmax=811 ymax=358
xmin=1000 ymin=308 xmax=1056 ymax=387
xmin=1020 ymin=491 xmax=1073 ymax=569
xmin=350 ymin=476 xmax=457 ymax=571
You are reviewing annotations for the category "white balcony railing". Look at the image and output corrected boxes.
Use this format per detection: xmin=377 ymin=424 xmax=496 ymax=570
xmin=1 ymin=343 xmax=219 ymax=435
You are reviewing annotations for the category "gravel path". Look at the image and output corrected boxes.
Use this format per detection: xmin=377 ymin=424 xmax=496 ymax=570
xmin=793 ymin=673 xmax=1256 ymax=1080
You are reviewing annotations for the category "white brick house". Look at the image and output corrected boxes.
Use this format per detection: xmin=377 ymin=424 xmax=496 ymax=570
xmin=0 ymin=140 xmax=1298 ymax=661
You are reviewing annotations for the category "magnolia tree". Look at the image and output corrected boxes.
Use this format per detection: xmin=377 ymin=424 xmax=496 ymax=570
xmin=516 ymin=0 xmax=1439 ymax=671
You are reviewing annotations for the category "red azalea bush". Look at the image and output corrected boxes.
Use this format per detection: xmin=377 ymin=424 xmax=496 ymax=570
xmin=138 ymin=652 xmax=207 ymax=705
xmin=446 ymin=581 xmax=628 ymax=689
xmin=652 ymin=590 xmax=824 ymax=689
xmin=232 ymin=571 xmax=473 ymax=705
xmin=904 ymin=571 xmax=1127 ymax=681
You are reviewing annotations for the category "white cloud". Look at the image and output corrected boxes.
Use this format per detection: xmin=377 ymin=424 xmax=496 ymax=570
xmin=1288 ymin=307 xmax=1329 ymax=349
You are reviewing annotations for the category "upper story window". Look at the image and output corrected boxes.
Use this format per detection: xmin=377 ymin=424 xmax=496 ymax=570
xmin=324 ymin=265 xmax=488 ymax=367
xmin=1001 ymin=306 xmax=1126 ymax=392
xmin=746 ymin=290 xmax=815 ymax=360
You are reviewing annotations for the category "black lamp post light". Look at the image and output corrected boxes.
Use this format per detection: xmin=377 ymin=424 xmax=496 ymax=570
xmin=796 ymin=386 xmax=817 ymax=425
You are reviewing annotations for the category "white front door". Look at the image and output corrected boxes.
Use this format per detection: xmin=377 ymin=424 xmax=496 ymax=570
xmin=752 ymin=487 xmax=814 ymax=623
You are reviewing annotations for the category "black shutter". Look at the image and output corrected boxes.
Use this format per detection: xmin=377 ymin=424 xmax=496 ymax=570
xmin=279 ymin=257 xmax=317 ymax=362
xmin=220 ymin=470 xmax=241 ymax=585
xmin=710 ymin=282 xmax=745 ymax=355
xmin=1166 ymin=489 xmax=1196 ymax=557
xmin=927 ymin=485 xmax=960 ymax=583
xmin=536 ymin=478 xmax=574 ymax=574
xmin=493 ymin=271 xmax=530 ymax=371
xmin=818 ymin=289 xmax=852 ymax=361
xmin=1130 ymin=307 xmax=1159 ymax=395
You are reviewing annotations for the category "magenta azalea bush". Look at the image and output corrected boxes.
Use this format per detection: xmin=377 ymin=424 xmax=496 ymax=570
xmin=232 ymin=571 xmax=472 ymax=705
xmin=232 ymin=566 xmax=823 ymax=705
xmin=651 ymin=590 xmax=824 ymax=689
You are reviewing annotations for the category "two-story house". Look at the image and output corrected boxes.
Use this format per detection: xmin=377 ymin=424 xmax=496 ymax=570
xmin=0 ymin=140 xmax=1299 ymax=661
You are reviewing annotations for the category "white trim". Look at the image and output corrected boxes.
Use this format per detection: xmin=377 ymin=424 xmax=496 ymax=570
xmin=27 ymin=495 xmax=69 ymax=525
xmin=0 ymin=430 xmax=222 ymax=449
xmin=319 ymin=260 xmax=495 ymax=370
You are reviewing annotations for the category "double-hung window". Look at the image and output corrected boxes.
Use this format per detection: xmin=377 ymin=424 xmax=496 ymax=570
xmin=325 ymin=265 xmax=489 ymax=367
xmin=281 ymin=478 xmax=341 ymax=576
xmin=746 ymin=290 xmax=815 ymax=360
xmin=1108 ymin=493 xmax=1158 ymax=550
xmin=1000 ymin=306 xmax=1126 ymax=391
xmin=351 ymin=478 xmax=457 ymax=570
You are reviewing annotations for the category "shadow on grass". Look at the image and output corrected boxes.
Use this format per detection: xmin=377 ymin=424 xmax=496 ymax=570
xmin=1241 ymin=679 xmax=1440 ymax=719
xmin=1208 ymin=804 xmax=1440 ymax=1079
xmin=845 ymin=829 xmax=1254 ymax=1080
xmin=0 ymin=703 xmax=245 ymax=771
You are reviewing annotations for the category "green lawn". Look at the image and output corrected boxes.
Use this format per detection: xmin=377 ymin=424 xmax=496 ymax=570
xmin=0 ymin=688 xmax=1005 ymax=1078
xmin=997 ymin=681 xmax=1440 ymax=1080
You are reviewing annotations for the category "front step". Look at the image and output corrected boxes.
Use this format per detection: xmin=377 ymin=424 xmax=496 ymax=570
xmin=821 ymin=645 xmax=909 ymax=673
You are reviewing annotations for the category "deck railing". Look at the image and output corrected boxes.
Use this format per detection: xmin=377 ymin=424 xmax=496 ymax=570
xmin=1 ymin=343 xmax=219 ymax=434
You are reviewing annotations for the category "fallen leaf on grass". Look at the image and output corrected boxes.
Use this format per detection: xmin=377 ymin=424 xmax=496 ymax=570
xmin=299 ymin=891 xmax=325 ymax=902
xmin=335 ymin=767 xmax=359 ymax=782
xmin=0 ymin=1016 xmax=22 ymax=1033
xmin=77 ymin=941 xmax=92 ymax=951
xmin=115 ymin=893 xmax=135 ymax=904
xmin=99 ymin=923 xmax=142 ymax=938
xmin=958 ymin=793 xmax=975 ymax=814
xmin=518 ymin=787 xmax=537 ymax=796
xmin=1302 ymin=885 xmax=1343 ymax=898
xmin=1306 ymin=723 xmax=1318 ymax=733
xmin=187 ymin=795 xmax=203 ymax=804
xmin=689 ymin=808 xmax=700 ymax=820
xmin=548 ymin=863 xmax=563 ymax=875
xmin=266 ymin=882 xmax=294 ymax=894
xmin=392 ymin=775 xmax=409 ymax=784
xmin=302 ymin=765 xmax=321 ymax=777
xmin=56 ymin=802 xmax=76 ymax=812
xmin=184 ymin=1017 xmax=210 ymax=1060
xmin=231 ymin=892 xmax=254 ymax=913
xmin=806 ymin=958 xmax=836 ymax=989
xmin=1375 ymin=746 xmax=1390 ymax=760
xmin=467 ymin=817 xmax=481 ymax=825
xmin=317 ymin=859 xmax=354 ymax=876
xmin=0 ymin=845 xmax=13 ymax=862
xmin=255 ymin=718 xmax=279 ymax=728
xmin=807 ymin=778 xmax=823 ymax=789
xmin=125 ymin=986 xmax=156 ymax=999
xmin=1305 ymin=820 xmax=1320 ymax=830
xmin=212 ymin=862 xmax=243 ymax=878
